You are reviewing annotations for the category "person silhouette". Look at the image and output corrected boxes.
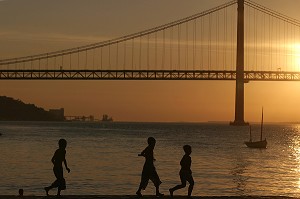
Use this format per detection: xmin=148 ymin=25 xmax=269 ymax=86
xmin=18 ymin=189 xmax=23 ymax=197
xmin=136 ymin=137 xmax=163 ymax=197
xmin=169 ymin=145 xmax=194 ymax=197
xmin=44 ymin=139 xmax=70 ymax=196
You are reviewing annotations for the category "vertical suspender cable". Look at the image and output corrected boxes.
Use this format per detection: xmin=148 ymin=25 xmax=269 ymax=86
xmin=77 ymin=49 xmax=79 ymax=69
xmin=178 ymin=24 xmax=181 ymax=69
xmin=254 ymin=8 xmax=257 ymax=70
xmin=85 ymin=50 xmax=88 ymax=70
xmin=124 ymin=41 xmax=126 ymax=69
xmin=100 ymin=47 xmax=103 ymax=70
xmin=186 ymin=22 xmax=188 ymax=70
xmin=69 ymin=53 xmax=71 ymax=70
xmin=147 ymin=34 xmax=150 ymax=70
xmin=132 ymin=38 xmax=134 ymax=70
xmin=268 ymin=15 xmax=271 ymax=70
xmin=209 ymin=13 xmax=211 ymax=70
xmin=162 ymin=29 xmax=165 ymax=69
xmin=47 ymin=53 xmax=49 ymax=70
xmin=108 ymin=44 xmax=111 ymax=69
xmin=155 ymin=32 xmax=157 ymax=69
xmin=116 ymin=42 xmax=119 ymax=70
xmin=193 ymin=19 xmax=197 ymax=70
xmin=217 ymin=11 xmax=219 ymax=70
xmin=93 ymin=49 xmax=95 ymax=70
xmin=139 ymin=36 xmax=142 ymax=70
xmin=292 ymin=24 xmax=295 ymax=70
xmin=30 ymin=57 xmax=33 ymax=70
xmin=170 ymin=27 xmax=173 ymax=70
xmin=201 ymin=17 xmax=204 ymax=69
xmin=224 ymin=7 xmax=227 ymax=70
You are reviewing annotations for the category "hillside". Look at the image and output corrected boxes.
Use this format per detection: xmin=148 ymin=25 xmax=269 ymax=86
xmin=0 ymin=96 xmax=64 ymax=121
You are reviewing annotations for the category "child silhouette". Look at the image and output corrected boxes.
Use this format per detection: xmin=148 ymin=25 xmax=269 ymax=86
xmin=169 ymin=145 xmax=194 ymax=197
xmin=44 ymin=139 xmax=70 ymax=196
xmin=136 ymin=137 xmax=163 ymax=197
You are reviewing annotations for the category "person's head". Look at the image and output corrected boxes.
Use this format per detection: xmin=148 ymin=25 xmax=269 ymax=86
xmin=183 ymin=145 xmax=192 ymax=155
xmin=58 ymin=138 xmax=67 ymax=149
xmin=147 ymin=137 xmax=156 ymax=146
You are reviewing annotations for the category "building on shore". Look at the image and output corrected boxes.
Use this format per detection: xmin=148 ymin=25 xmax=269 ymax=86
xmin=49 ymin=108 xmax=65 ymax=121
xmin=101 ymin=114 xmax=113 ymax=122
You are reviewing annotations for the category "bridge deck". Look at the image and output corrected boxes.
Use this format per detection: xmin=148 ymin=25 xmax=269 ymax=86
xmin=0 ymin=70 xmax=299 ymax=81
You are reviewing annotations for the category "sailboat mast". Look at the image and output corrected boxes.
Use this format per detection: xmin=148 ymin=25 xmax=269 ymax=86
xmin=260 ymin=107 xmax=263 ymax=141
xmin=249 ymin=125 xmax=252 ymax=142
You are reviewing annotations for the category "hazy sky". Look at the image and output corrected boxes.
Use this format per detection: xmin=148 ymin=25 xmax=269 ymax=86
xmin=1 ymin=0 xmax=300 ymax=122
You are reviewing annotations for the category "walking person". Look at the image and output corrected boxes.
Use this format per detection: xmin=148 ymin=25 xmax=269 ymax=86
xmin=169 ymin=145 xmax=194 ymax=197
xmin=136 ymin=137 xmax=164 ymax=197
xmin=44 ymin=139 xmax=70 ymax=196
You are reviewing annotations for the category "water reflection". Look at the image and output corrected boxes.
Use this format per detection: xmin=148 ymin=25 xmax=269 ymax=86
xmin=289 ymin=126 xmax=300 ymax=190
xmin=231 ymin=158 xmax=249 ymax=195
xmin=3 ymin=122 xmax=300 ymax=196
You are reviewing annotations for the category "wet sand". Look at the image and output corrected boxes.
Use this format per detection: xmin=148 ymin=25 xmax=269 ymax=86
xmin=0 ymin=196 xmax=296 ymax=199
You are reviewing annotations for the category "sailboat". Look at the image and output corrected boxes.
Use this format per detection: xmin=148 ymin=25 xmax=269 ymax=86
xmin=244 ymin=108 xmax=267 ymax=148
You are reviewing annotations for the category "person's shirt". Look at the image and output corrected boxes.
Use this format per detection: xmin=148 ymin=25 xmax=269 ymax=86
xmin=142 ymin=145 xmax=155 ymax=165
xmin=53 ymin=148 xmax=66 ymax=167
xmin=180 ymin=154 xmax=191 ymax=172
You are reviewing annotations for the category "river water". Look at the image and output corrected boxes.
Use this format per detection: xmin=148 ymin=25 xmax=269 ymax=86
xmin=1 ymin=121 xmax=300 ymax=196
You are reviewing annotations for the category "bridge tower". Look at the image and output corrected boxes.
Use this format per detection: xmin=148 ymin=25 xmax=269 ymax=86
xmin=230 ymin=0 xmax=249 ymax=126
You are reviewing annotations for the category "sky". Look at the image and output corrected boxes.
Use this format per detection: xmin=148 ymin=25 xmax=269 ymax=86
xmin=1 ymin=0 xmax=300 ymax=122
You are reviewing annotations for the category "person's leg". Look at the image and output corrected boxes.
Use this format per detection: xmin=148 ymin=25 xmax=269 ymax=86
xmin=151 ymin=170 xmax=163 ymax=196
xmin=44 ymin=167 xmax=61 ymax=195
xmin=44 ymin=187 xmax=50 ymax=196
xmin=187 ymin=176 xmax=194 ymax=197
xmin=54 ymin=167 xmax=65 ymax=196
xmin=57 ymin=188 xmax=61 ymax=196
xmin=136 ymin=186 xmax=143 ymax=197
xmin=169 ymin=174 xmax=186 ymax=196
xmin=170 ymin=183 xmax=186 ymax=192
xmin=136 ymin=173 xmax=149 ymax=197
xmin=44 ymin=180 xmax=59 ymax=196
xmin=155 ymin=185 xmax=164 ymax=197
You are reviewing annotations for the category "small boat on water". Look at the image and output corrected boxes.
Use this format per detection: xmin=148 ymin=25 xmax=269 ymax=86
xmin=244 ymin=108 xmax=267 ymax=149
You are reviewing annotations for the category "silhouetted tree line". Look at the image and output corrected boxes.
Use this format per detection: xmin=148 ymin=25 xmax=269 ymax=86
xmin=0 ymin=96 xmax=64 ymax=121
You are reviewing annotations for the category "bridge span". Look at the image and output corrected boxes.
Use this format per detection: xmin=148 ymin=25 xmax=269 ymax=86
xmin=2 ymin=0 xmax=300 ymax=125
xmin=1 ymin=70 xmax=300 ymax=81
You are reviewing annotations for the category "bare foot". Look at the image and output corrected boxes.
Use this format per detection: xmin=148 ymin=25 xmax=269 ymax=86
xmin=136 ymin=191 xmax=142 ymax=197
xmin=169 ymin=189 xmax=173 ymax=197
xmin=44 ymin=187 xmax=49 ymax=196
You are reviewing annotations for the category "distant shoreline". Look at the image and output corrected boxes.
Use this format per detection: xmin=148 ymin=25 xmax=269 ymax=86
xmin=0 ymin=120 xmax=299 ymax=125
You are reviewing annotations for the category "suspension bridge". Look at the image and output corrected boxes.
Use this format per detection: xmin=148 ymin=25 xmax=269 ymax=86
xmin=1 ymin=0 xmax=300 ymax=125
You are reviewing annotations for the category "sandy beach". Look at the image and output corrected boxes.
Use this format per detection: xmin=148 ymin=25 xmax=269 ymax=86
xmin=0 ymin=196 xmax=296 ymax=199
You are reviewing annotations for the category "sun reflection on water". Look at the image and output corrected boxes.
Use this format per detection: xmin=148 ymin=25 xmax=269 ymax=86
xmin=290 ymin=126 xmax=300 ymax=190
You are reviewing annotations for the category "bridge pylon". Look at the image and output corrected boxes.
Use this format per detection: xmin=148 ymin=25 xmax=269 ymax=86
xmin=230 ymin=0 xmax=249 ymax=126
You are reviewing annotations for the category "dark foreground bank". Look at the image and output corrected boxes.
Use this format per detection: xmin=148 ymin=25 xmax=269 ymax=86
xmin=0 ymin=196 xmax=297 ymax=199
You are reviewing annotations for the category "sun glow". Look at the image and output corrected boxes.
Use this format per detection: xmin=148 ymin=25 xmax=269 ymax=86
xmin=292 ymin=43 xmax=300 ymax=71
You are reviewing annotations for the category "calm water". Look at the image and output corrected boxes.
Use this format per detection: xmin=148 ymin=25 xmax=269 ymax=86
xmin=1 ymin=121 xmax=300 ymax=196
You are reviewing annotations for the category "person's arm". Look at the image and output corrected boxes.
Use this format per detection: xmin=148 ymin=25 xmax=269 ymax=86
xmin=138 ymin=148 xmax=146 ymax=157
xmin=51 ymin=152 xmax=56 ymax=165
xmin=188 ymin=157 xmax=192 ymax=168
xmin=64 ymin=159 xmax=70 ymax=173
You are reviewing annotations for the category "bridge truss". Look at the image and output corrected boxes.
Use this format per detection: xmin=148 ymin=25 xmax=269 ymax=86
xmin=0 ymin=69 xmax=300 ymax=81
